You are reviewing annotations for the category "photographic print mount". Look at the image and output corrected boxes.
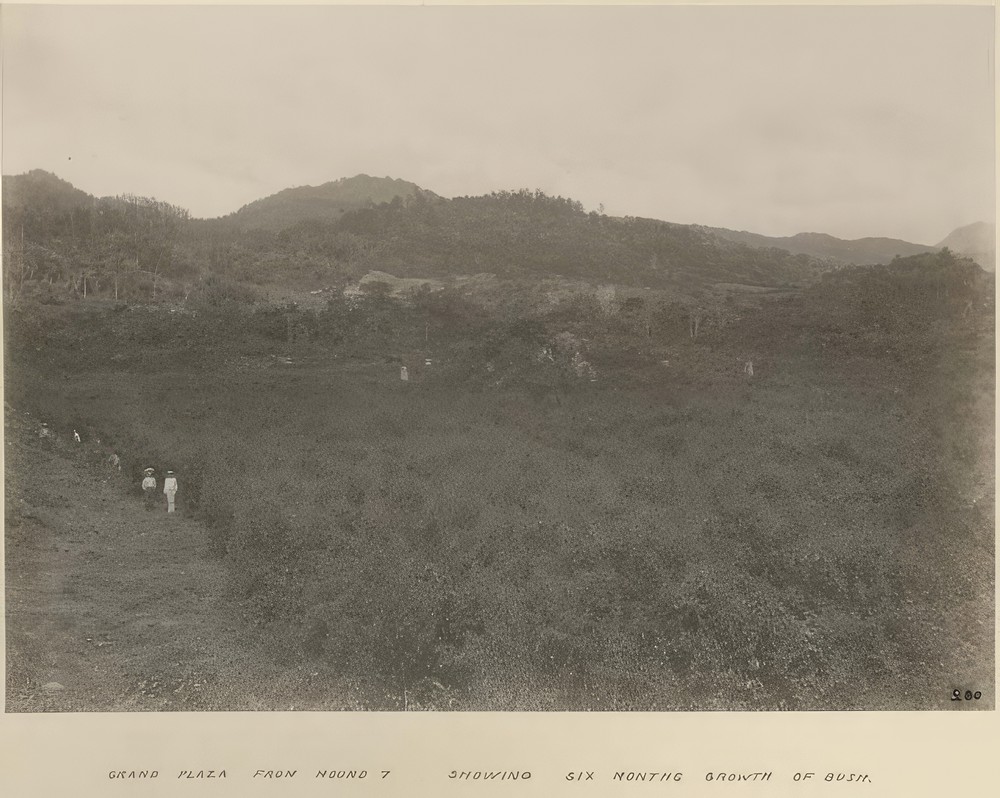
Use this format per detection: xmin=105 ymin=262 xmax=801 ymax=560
xmin=1 ymin=1 xmax=996 ymax=794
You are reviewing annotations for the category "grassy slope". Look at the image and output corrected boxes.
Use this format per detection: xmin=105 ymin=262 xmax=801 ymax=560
xmin=4 ymin=411 xmax=386 ymax=711
xmin=5 ymin=264 xmax=993 ymax=710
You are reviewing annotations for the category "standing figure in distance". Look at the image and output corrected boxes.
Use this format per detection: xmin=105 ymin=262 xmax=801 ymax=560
xmin=73 ymin=429 xmax=81 ymax=443
xmin=142 ymin=468 xmax=157 ymax=511
xmin=163 ymin=470 xmax=178 ymax=514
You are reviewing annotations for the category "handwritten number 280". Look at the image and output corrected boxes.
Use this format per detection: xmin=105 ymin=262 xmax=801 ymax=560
xmin=952 ymin=689 xmax=982 ymax=701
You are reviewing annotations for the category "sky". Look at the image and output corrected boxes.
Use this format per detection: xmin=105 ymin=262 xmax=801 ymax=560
xmin=1 ymin=3 xmax=994 ymax=244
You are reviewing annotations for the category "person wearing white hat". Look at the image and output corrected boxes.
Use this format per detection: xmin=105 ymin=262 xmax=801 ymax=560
xmin=163 ymin=471 xmax=178 ymax=514
xmin=142 ymin=468 xmax=157 ymax=511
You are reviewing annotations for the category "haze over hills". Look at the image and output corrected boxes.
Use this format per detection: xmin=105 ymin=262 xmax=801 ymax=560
xmin=704 ymin=220 xmax=996 ymax=272
xmin=701 ymin=225 xmax=938 ymax=266
xmin=935 ymin=221 xmax=995 ymax=271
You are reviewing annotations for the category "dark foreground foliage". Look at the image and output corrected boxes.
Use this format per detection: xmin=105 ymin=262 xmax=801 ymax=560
xmin=4 ymin=252 xmax=994 ymax=710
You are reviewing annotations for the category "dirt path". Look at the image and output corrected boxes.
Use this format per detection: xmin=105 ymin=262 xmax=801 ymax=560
xmin=4 ymin=414 xmax=349 ymax=711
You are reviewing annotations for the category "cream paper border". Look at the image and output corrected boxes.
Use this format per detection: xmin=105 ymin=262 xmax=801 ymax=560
xmin=0 ymin=2 xmax=996 ymax=796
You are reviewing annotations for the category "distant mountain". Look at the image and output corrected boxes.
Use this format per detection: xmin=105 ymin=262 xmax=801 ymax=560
xmin=935 ymin=222 xmax=995 ymax=271
xmin=2 ymin=169 xmax=95 ymax=214
xmin=220 ymin=174 xmax=438 ymax=231
xmin=701 ymin=226 xmax=936 ymax=265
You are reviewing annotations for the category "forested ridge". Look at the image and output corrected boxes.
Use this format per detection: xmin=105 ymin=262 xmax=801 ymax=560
xmin=4 ymin=171 xmax=831 ymax=305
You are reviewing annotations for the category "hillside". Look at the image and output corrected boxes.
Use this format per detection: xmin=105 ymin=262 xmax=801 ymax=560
xmin=4 ymin=171 xmax=799 ymax=304
xmin=285 ymin=190 xmax=830 ymax=289
xmin=2 ymin=169 xmax=95 ymax=215
xmin=936 ymin=221 xmax=995 ymax=271
xmin=702 ymin=225 xmax=936 ymax=265
xmin=4 ymin=409 xmax=367 ymax=711
xmin=2 ymin=168 xmax=986 ymax=303
xmin=218 ymin=174 xmax=436 ymax=231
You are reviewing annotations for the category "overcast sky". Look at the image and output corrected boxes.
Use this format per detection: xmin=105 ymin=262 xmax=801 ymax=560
xmin=1 ymin=3 xmax=994 ymax=243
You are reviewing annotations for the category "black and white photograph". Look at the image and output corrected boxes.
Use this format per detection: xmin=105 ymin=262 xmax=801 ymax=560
xmin=2 ymin=0 xmax=994 ymax=730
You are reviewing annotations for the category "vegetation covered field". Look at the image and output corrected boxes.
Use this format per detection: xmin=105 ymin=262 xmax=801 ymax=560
xmin=5 ymin=250 xmax=993 ymax=710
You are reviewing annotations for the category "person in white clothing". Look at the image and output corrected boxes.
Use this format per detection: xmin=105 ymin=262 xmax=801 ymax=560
xmin=163 ymin=471 xmax=178 ymax=513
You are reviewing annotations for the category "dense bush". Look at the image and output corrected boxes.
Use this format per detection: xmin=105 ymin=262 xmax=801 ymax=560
xmin=5 ymin=253 xmax=993 ymax=709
